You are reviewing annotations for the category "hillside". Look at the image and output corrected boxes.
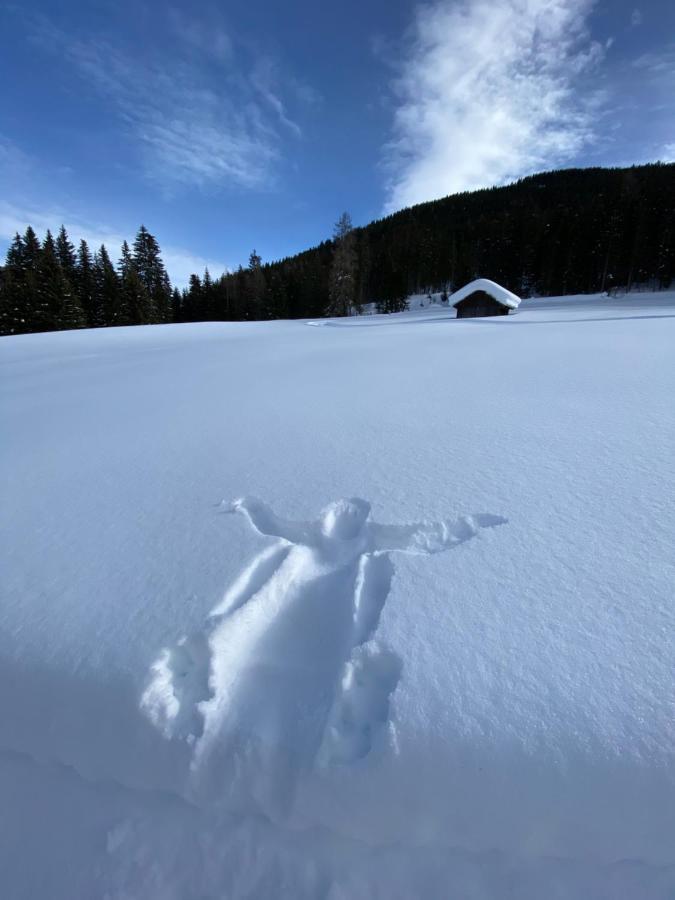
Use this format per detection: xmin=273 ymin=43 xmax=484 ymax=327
xmin=199 ymin=163 xmax=674 ymax=320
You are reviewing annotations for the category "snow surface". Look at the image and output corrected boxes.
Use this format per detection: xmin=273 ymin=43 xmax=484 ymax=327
xmin=1 ymin=290 xmax=675 ymax=898
xmin=449 ymin=277 xmax=522 ymax=309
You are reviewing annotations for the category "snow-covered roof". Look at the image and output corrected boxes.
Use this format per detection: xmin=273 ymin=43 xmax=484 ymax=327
xmin=450 ymin=278 xmax=521 ymax=310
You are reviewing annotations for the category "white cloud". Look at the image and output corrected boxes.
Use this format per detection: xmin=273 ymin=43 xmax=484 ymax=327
xmin=0 ymin=202 xmax=228 ymax=289
xmin=161 ymin=247 xmax=229 ymax=288
xmin=659 ymin=143 xmax=675 ymax=162
xmin=631 ymin=8 xmax=643 ymax=26
xmin=382 ymin=0 xmax=604 ymax=212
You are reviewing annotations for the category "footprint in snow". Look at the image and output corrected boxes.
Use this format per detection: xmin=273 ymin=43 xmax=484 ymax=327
xmin=141 ymin=497 xmax=507 ymax=815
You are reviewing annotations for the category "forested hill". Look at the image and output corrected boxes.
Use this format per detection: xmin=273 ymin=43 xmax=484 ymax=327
xmin=362 ymin=163 xmax=673 ymax=298
xmin=187 ymin=163 xmax=674 ymax=322
xmin=234 ymin=163 xmax=673 ymax=320
xmin=1 ymin=163 xmax=673 ymax=335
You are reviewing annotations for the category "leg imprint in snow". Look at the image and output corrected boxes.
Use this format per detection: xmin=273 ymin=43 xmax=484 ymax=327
xmin=141 ymin=497 xmax=507 ymax=805
xmin=141 ymin=631 xmax=211 ymax=741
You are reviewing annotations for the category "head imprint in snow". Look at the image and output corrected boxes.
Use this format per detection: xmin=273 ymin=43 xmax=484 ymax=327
xmin=320 ymin=498 xmax=371 ymax=540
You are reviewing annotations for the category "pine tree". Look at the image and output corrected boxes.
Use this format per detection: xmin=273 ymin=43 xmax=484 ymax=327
xmin=14 ymin=228 xmax=43 ymax=333
xmin=201 ymin=267 xmax=214 ymax=320
xmin=56 ymin=226 xmax=78 ymax=284
xmin=94 ymin=245 xmax=121 ymax=326
xmin=132 ymin=225 xmax=171 ymax=322
xmin=246 ymin=250 xmax=266 ymax=319
xmin=170 ymin=286 xmax=183 ymax=323
xmin=77 ymin=239 xmax=97 ymax=326
xmin=118 ymin=240 xmax=151 ymax=325
xmin=53 ymin=225 xmax=87 ymax=328
xmin=234 ymin=265 xmax=248 ymax=320
xmin=185 ymin=273 xmax=202 ymax=322
xmin=23 ymin=226 xmax=42 ymax=269
xmin=0 ymin=234 xmax=30 ymax=334
xmin=5 ymin=232 xmax=26 ymax=272
xmin=210 ymin=277 xmax=228 ymax=321
xmin=118 ymin=239 xmax=133 ymax=277
xmin=34 ymin=231 xmax=73 ymax=331
xmin=327 ymin=212 xmax=357 ymax=316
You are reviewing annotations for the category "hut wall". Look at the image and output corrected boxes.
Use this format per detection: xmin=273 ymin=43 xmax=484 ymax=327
xmin=454 ymin=291 xmax=510 ymax=319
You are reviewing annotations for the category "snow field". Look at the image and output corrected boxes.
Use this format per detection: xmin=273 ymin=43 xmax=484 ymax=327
xmin=1 ymin=290 xmax=674 ymax=897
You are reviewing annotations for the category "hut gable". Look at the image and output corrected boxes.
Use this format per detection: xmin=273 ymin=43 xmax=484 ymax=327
xmin=450 ymin=278 xmax=521 ymax=319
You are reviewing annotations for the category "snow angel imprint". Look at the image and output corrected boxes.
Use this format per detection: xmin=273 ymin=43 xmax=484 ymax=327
xmin=141 ymin=497 xmax=506 ymax=813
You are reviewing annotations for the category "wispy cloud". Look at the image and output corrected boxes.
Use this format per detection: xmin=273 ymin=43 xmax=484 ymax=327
xmin=64 ymin=40 xmax=277 ymax=191
xmin=630 ymin=45 xmax=675 ymax=151
xmin=382 ymin=0 xmax=605 ymax=212
xmin=630 ymin=8 xmax=643 ymax=26
xmin=0 ymin=201 xmax=228 ymax=288
xmin=28 ymin=14 xmax=309 ymax=194
xmin=251 ymin=57 xmax=303 ymax=137
xmin=632 ymin=44 xmax=675 ymax=76
xmin=0 ymin=135 xmax=33 ymax=178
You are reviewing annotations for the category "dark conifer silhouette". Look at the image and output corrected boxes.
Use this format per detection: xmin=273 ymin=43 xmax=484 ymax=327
xmin=118 ymin=240 xmax=152 ymax=325
xmin=94 ymin=245 xmax=121 ymax=326
xmin=132 ymin=225 xmax=170 ymax=323
xmin=76 ymin=240 xmax=97 ymax=326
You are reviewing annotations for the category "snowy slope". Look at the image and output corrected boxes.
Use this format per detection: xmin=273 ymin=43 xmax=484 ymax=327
xmin=1 ymin=290 xmax=674 ymax=898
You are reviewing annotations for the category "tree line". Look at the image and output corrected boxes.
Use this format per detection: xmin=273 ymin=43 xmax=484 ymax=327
xmin=1 ymin=162 xmax=673 ymax=336
xmin=0 ymin=225 xmax=174 ymax=335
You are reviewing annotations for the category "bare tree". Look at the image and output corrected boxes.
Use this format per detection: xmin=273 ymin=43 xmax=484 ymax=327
xmin=326 ymin=212 xmax=358 ymax=317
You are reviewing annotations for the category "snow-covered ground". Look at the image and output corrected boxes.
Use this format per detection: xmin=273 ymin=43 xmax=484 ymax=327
xmin=1 ymin=290 xmax=674 ymax=898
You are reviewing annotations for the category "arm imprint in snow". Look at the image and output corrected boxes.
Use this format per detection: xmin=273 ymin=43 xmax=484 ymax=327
xmin=367 ymin=512 xmax=507 ymax=554
xmin=220 ymin=497 xmax=318 ymax=545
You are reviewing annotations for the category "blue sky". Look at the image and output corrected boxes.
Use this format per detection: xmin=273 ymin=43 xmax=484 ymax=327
xmin=0 ymin=0 xmax=673 ymax=286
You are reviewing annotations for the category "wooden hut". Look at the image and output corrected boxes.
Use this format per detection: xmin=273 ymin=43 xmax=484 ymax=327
xmin=450 ymin=278 xmax=521 ymax=319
